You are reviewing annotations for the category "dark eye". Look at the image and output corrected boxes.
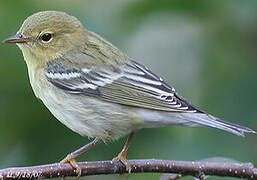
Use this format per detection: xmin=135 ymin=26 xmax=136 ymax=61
xmin=41 ymin=33 xmax=52 ymax=42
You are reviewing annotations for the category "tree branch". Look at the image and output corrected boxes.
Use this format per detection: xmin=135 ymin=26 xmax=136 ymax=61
xmin=0 ymin=159 xmax=256 ymax=180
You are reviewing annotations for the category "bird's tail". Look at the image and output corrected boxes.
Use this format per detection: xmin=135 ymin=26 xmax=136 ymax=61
xmin=181 ymin=113 xmax=256 ymax=137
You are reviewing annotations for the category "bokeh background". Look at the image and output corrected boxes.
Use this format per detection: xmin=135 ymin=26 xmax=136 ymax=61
xmin=0 ymin=1 xmax=256 ymax=180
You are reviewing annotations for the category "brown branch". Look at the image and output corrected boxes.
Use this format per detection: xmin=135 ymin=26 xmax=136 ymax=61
xmin=0 ymin=159 xmax=256 ymax=180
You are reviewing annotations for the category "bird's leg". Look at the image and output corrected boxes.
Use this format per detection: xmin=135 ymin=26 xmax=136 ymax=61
xmin=112 ymin=132 xmax=135 ymax=173
xmin=60 ymin=138 xmax=103 ymax=178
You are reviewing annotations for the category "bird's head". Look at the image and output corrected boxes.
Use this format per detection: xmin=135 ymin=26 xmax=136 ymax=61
xmin=3 ymin=11 xmax=86 ymax=67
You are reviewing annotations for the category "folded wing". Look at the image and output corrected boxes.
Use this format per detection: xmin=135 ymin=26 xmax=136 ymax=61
xmin=44 ymin=60 xmax=203 ymax=113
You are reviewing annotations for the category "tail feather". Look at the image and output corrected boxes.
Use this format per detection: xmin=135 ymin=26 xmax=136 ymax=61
xmin=181 ymin=113 xmax=256 ymax=137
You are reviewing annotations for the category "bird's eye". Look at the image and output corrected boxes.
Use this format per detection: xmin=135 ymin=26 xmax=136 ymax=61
xmin=41 ymin=33 xmax=52 ymax=42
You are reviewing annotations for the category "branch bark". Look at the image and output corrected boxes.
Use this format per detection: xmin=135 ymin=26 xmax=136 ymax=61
xmin=0 ymin=159 xmax=256 ymax=180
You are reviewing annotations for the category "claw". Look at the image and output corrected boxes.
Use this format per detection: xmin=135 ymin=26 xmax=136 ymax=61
xmin=58 ymin=139 xmax=103 ymax=179
xmin=60 ymin=155 xmax=81 ymax=179
xmin=113 ymin=153 xmax=132 ymax=173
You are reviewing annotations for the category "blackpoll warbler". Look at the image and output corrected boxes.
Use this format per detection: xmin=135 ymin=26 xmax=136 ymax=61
xmin=3 ymin=11 xmax=255 ymax=176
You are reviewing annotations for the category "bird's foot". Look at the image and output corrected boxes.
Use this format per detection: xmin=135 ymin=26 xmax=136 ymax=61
xmin=112 ymin=151 xmax=131 ymax=173
xmin=59 ymin=139 xmax=103 ymax=179
xmin=60 ymin=154 xmax=81 ymax=179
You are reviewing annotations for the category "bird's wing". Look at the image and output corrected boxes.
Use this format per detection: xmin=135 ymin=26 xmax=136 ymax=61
xmin=44 ymin=60 xmax=203 ymax=113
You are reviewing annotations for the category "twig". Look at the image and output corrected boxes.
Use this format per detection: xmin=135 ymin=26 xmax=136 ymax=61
xmin=0 ymin=159 xmax=256 ymax=180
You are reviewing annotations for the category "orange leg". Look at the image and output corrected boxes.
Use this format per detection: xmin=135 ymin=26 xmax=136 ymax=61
xmin=112 ymin=132 xmax=135 ymax=173
xmin=60 ymin=138 xmax=103 ymax=178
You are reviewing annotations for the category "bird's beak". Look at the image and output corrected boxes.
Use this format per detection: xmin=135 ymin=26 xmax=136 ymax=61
xmin=2 ymin=33 xmax=29 ymax=44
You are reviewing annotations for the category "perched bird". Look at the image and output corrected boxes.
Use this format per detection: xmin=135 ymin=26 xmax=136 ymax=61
xmin=3 ymin=11 xmax=255 ymax=176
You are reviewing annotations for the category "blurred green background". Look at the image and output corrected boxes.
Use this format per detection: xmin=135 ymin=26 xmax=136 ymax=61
xmin=0 ymin=0 xmax=256 ymax=180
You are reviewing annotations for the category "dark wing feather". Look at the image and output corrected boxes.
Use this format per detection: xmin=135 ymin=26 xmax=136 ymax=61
xmin=44 ymin=60 xmax=203 ymax=113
